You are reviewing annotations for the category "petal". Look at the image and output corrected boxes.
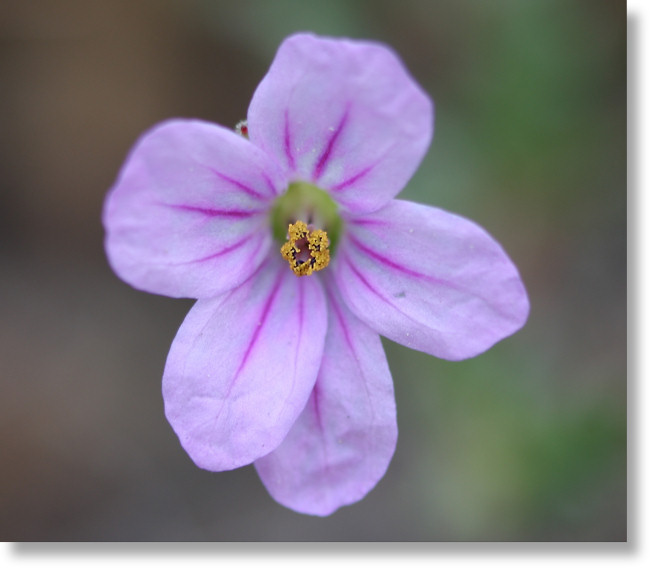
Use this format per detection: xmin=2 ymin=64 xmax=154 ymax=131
xmin=162 ymin=257 xmax=327 ymax=471
xmin=103 ymin=119 xmax=287 ymax=299
xmin=248 ymin=33 xmax=432 ymax=214
xmin=255 ymin=282 xmax=397 ymax=516
xmin=334 ymin=200 xmax=530 ymax=361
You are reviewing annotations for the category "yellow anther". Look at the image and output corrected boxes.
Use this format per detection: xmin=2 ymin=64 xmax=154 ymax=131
xmin=280 ymin=220 xmax=330 ymax=277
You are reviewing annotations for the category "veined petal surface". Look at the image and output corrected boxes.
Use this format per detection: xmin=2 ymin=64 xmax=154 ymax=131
xmin=255 ymin=282 xmax=397 ymax=516
xmin=162 ymin=258 xmax=327 ymax=471
xmin=248 ymin=33 xmax=432 ymax=215
xmin=335 ymin=200 xmax=530 ymax=361
xmin=103 ymin=119 xmax=286 ymax=299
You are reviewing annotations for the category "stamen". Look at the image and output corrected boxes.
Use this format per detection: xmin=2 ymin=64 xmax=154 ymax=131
xmin=280 ymin=221 xmax=330 ymax=277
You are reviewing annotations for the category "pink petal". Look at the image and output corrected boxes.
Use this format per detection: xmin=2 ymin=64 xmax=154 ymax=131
xmin=334 ymin=200 xmax=530 ymax=361
xmin=255 ymin=282 xmax=397 ymax=516
xmin=103 ymin=119 xmax=287 ymax=299
xmin=247 ymin=33 xmax=432 ymax=214
xmin=162 ymin=258 xmax=327 ymax=471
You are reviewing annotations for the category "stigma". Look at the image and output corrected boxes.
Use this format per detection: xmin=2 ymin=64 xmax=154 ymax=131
xmin=280 ymin=221 xmax=330 ymax=276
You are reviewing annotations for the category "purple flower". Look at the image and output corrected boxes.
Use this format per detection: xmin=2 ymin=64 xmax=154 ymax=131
xmin=103 ymin=33 xmax=529 ymax=516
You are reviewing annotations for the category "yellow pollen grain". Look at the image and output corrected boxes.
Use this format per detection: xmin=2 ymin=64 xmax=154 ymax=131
xmin=280 ymin=220 xmax=330 ymax=277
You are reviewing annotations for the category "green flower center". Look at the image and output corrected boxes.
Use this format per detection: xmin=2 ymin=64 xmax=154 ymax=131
xmin=270 ymin=182 xmax=343 ymax=276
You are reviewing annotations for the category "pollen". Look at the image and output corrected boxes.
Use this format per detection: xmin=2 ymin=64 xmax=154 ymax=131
xmin=280 ymin=220 xmax=330 ymax=277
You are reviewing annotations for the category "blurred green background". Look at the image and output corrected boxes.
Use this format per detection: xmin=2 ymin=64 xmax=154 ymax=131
xmin=0 ymin=0 xmax=626 ymax=541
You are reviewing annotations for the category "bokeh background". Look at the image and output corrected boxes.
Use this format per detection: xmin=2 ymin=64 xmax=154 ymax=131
xmin=0 ymin=0 xmax=626 ymax=541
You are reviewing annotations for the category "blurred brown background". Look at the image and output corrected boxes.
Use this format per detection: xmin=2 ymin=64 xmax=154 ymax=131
xmin=0 ymin=0 xmax=626 ymax=541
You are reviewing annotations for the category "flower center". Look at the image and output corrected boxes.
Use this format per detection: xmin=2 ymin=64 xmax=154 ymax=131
xmin=280 ymin=221 xmax=330 ymax=276
xmin=270 ymin=181 xmax=342 ymax=277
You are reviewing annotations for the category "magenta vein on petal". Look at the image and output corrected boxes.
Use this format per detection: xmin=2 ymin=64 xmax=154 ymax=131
xmin=261 ymin=171 xmax=280 ymax=196
xmin=348 ymin=231 xmax=480 ymax=295
xmin=330 ymin=164 xmax=375 ymax=192
xmin=340 ymin=253 xmax=408 ymax=320
xmin=160 ymin=202 xmax=263 ymax=218
xmin=346 ymin=216 xmax=389 ymax=227
xmin=174 ymin=233 xmax=259 ymax=266
xmin=204 ymin=166 xmax=268 ymax=200
xmin=232 ymin=268 xmax=285 ymax=382
xmin=313 ymin=107 xmax=350 ymax=181
xmin=348 ymin=232 xmax=509 ymax=310
xmin=283 ymin=108 xmax=296 ymax=170
xmin=347 ymin=233 xmax=431 ymax=281
xmin=327 ymin=286 xmax=377 ymax=421
xmin=290 ymin=277 xmax=305 ymax=401
xmin=207 ymin=266 xmax=285 ymax=432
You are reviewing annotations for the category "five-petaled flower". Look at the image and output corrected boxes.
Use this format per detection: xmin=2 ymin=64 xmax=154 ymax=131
xmin=103 ymin=33 xmax=529 ymax=516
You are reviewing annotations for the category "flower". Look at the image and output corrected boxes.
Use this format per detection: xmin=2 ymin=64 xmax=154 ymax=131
xmin=103 ymin=32 xmax=529 ymax=516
